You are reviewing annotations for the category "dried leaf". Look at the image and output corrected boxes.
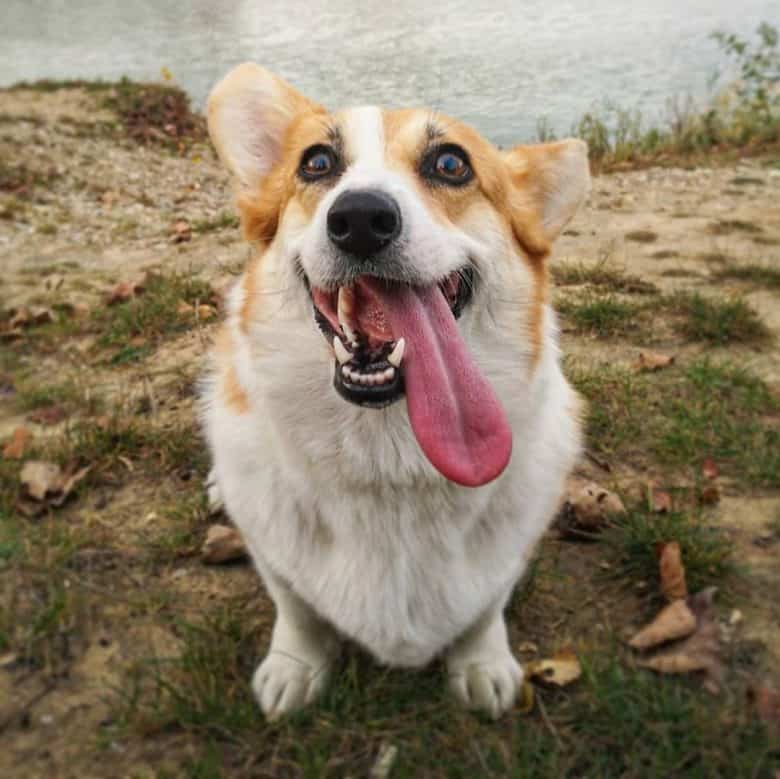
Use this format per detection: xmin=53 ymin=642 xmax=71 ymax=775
xmin=202 ymin=524 xmax=247 ymax=564
xmin=753 ymin=685 xmax=779 ymax=736
xmin=50 ymin=465 xmax=92 ymax=507
xmin=517 ymin=680 xmax=535 ymax=714
xmin=650 ymin=487 xmax=673 ymax=514
xmin=637 ymin=588 xmax=721 ymax=689
xmin=701 ymin=457 xmax=719 ymax=480
xmin=176 ymin=300 xmax=194 ymax=315
xmin=635 ymin=350 xmax=675 ymax=372
xmin=699 ymin=483 xmax=720 ymax=506
xmin=28 ymin=405 xmax=66 ymax=426
xmin=196 ymin=304 xmax=216 ymax=320
xmin=658 ymin=541 xmax=688 ymax=601
xmin=628 ymin=599 xmax=697 ymax=650
xmin=20 ymin=460 xmax=63 ymax=501
xmin=106 ymin=277 xmax=146 ymax=306
xmin=3 ymin=426 xmax=32 ymax=459
xmin=171 ymin=219 xmax=192 ymax=243
xmin=559 ymin=479 xmax=626 ymax=535
xmin=527 ymin=648 xmax=582 ymax=687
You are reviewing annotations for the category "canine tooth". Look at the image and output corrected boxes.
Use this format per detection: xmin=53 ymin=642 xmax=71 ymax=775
xmin=333 ymin=336 xmax=352 ymax=365
xmin=337 ymin=286 xmax=358 ymax=345
xmin=383 ymin=367 xmax=395 ymax=382
xmin=387 ymin=338 xmax=405 ymax=368
xmin=341 ymin=364 xmax=351 ymax=377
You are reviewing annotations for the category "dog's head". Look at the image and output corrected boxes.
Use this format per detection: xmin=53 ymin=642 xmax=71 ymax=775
xmin=208 ymin=64 xmax=589 ymax=488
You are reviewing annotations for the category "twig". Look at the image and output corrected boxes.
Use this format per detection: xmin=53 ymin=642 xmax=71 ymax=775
xmin=535 ymin=693 xmax=563 ymax=750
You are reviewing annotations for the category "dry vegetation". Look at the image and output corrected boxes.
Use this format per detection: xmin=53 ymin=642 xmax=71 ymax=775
xmin=0 ymin=60 xmax=779 ymax=778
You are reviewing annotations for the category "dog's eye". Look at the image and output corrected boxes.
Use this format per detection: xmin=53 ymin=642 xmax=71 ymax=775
xmin=300 ymin=146 xmax=336 ymax=180
xmin=424 ymin=145 xmax=473 ymax=186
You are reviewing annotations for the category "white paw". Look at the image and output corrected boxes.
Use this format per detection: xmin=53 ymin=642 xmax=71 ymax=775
xmin=205 ymin=468 xmax=224 ymax=514
xmin=448 ymin=652 xmax=524 ymax=719
xmin=252 ymin=650 xmax=332 ymax=721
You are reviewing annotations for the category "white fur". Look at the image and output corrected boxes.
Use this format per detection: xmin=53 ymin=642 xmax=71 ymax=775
xmin=201 ymin=84 xmax=587 ymax=719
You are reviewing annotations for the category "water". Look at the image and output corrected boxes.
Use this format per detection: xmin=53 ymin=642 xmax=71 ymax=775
xmin=1 ymin=0 xmax=776 ymax=146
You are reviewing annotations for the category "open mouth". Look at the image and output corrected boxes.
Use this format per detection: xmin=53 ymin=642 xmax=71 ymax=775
xmin=307 ymin=267 xmax=512 ymax=488
xmin=310 ymin=268 xmax=474 ymax=410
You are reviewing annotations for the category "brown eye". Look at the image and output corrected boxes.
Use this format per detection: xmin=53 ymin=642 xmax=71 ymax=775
xmin=300 ymin=146 xmax=336 ymax=180
xmin=424 ymin=145 xmax=473 ymax=186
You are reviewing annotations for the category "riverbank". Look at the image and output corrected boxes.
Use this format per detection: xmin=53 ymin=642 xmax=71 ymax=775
xmin=0 ymin=82 xmax=778 ymax=778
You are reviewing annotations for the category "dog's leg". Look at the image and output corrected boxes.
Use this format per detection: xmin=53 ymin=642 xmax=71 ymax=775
xmin=446 ymin=593 xmax=523 ymax=719
xmin=252 ymin=571 xmax=341 ymax=720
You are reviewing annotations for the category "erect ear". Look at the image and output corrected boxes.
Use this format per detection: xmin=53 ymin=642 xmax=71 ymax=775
xmin=207 ymin=63 xmax=322 ymax=192
xmin=504 ymin=139 xmax=591 ymax=251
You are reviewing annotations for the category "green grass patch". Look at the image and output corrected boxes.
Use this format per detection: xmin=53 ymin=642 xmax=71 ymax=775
xmin=568 ymin=358 xmax=779 ymax=487
xmin=711 ymin=263 xmax=780 ymax=289
xmin=115 ymin=603 xmax=773 ymax=778
xmin=606 ymin=508 xmax=732 ymax=593
xmin=551 ymin=261 xmax=658 ymax=294
xmin=94 ymin=271 xmax=214 ymax=349
xmin=667 ymin=292 xmax=771 ymax=344
xmin=192 ymin=212 xmax=240 ymax=234
xmin=557 ymin=293 xmax=646 ymax=338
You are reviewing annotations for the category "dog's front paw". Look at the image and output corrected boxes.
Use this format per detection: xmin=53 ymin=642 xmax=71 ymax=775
xmin=447 ymin=652 xmax=524 ymax=719
xmin=252 ymin=651 xmax=332 ymax=720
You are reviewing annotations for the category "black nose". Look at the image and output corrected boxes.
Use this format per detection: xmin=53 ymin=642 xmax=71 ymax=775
xmin=326 ymin=189 xmax=401 ymax=259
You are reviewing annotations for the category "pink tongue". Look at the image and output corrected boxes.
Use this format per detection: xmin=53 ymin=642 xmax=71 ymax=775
xmin=361 ymin=278 xmax=512 ymax=487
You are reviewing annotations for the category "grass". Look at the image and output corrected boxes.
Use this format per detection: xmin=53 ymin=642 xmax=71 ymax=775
xmin=568 ymin=358 xmax=780 ymax=487
xmin=113 ymin=600 xmax=774 ymax=778
xmin=94 ymin=270 xmax=214 ymax=351
xmin=606 ymin=507 xmax=732 ymax=594
xmin=666 ymin=291 xmax=771 ymax=344
xmin=551 ymin=260 xmax=658 ymax=294
xmin=192 ymin=212 xmax=240 ymax=234
xmin=711 ymin=263 xmax=780 ymax=289
xmin=557 ymin=293 xmax=646 ymax=338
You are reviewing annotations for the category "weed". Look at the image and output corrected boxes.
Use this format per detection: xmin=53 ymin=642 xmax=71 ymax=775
xmin=569 ymin=358 xmax=779 ymax=487
xmin=557 ymin=293 xmax=646 ymax=338
xmin=667 ymin=292 xmax=771 ymax=344
xmin=625 ymin=230 xmax=658 ymax=243
xmin=711 ymin=263 xmax=780 ymax=288
xmin=552 ymin=260 xmax=658 ymax=294
xmin=193 ymin=212 xmax=240 ymax=233
xmin=94 ymin=270 xmax=214 ymax=349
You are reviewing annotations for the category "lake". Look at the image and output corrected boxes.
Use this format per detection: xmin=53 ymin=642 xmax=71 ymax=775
xmin=1 ymin=0 xmax=776 ymax=146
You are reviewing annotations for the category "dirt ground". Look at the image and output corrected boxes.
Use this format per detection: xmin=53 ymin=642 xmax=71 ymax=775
xmin=0 ymin=86 xmax=778 ymax=778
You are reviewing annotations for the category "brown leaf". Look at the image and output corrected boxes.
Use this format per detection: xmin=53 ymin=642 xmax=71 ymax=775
xmin=701 ymin=457 xmax=719 ymax=480
xmin=106 ymin=277 xmax=146 ymax=306
xmin=176 ymin=300 xmax=193 ymax=316
xmin=196 ymin=304 xmax=217 ymax=320
xmin=699 ymin=483 xmax=720 ymax=506
xmin=753 ymin=685 xmax=780 ymax=737
xmin=635 ymin=350 xmax=675 ymax=372
xmin=559 ymin=479 xmax=626 ymax=534
xmin=650 ymin=487 xmax=673 ymax=514
xmin=3 ymin=426 xmax=32 ymax=459
xmin=628 ymin=599 xmax=697 ymax=650
xmin=50 ymin=465 xmax=92 ymax=507
xmin=171 ymin=219 xmax=192 ymax=243
xmin=637 ymin=588 xmax=721 ymax=689
xmin=658 ymin=541 xmax=688 ymax=601
xmin=527 ymin=648 xmax=582 ymax=687
xmin=20 ymin=460 xmax=63 ymax=501
xmin=28 ymin=405 xmax=66 ymax=426
xmin=201 ymin=524 xmax=247 ymax=564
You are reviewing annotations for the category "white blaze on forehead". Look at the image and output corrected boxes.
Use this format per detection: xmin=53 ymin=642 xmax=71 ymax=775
xmin=341 ymin=106 xmax=385 ymax=170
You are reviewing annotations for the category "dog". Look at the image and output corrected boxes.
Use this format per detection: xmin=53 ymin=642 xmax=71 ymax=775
xmin=201 ymin=63 xmax=590 ymax=720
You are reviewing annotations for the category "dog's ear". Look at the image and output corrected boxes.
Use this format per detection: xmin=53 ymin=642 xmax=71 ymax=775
xmin=503 ymin=139 xmax=590 ymax=255
xmin=207 ymin=63 xmax=321 ymax=191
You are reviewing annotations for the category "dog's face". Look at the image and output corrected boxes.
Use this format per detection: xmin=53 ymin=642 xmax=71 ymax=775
xmin=208 ymin=64 xmax=589 ymax=488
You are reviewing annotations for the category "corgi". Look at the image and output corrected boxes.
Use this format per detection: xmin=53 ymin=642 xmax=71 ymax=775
xmin=201 ymin=63 xmax=590 ymax=720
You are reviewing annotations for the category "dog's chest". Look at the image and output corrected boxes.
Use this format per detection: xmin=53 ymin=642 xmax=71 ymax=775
xmin=248 ymin=480 xmax=527 ymax=666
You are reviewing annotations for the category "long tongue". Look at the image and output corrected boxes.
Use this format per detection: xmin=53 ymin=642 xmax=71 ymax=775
xmin=360 ymin=278 xmax=512 ymax=487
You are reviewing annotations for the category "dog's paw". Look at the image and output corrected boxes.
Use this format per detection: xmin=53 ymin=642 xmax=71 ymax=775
xmin=252 ymin=651 xmax=332 ymax=721
xmin=448 ymin=652 xmax=524 ymax=719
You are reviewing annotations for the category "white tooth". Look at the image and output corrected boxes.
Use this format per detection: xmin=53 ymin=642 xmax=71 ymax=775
xmin=333 ymin=336 xmax=352 ymax=365
xmin=387 ymin=338 xmax=405 ymax=368
xmin=338 ymin=286 xmax=358 ymax=345
xmin=341 ymin=364 xmax=350 ymax=377
xmin=383 ymin=367 xmax=395 ymax=382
